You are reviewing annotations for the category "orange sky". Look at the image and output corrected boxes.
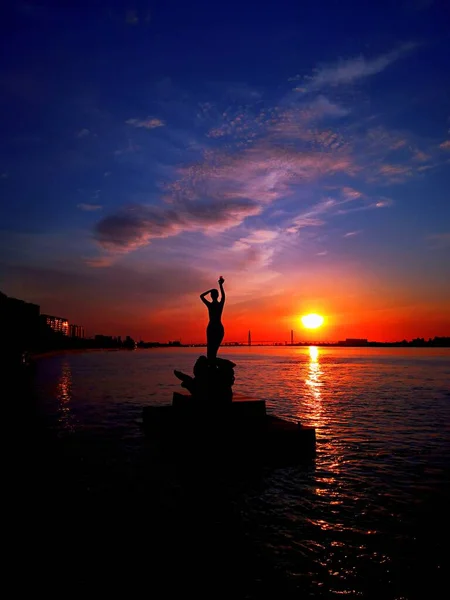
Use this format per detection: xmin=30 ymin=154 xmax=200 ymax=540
xmin=5 ymin=258 xmax=447 ymax=343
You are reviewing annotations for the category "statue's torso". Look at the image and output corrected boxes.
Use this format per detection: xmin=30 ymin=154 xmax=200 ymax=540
xmin=208 ymin=301 xmax=223 ymax=324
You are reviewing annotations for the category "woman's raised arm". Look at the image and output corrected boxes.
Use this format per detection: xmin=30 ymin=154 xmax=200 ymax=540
xmin=200 ymin=289 xmax=213 ymax=305
xmin=218 ymin=277 xmax=225 ymax=304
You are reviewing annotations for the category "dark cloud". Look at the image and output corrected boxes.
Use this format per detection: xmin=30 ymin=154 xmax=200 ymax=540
xmin=94 ymin=198 xmax=261 ymax=251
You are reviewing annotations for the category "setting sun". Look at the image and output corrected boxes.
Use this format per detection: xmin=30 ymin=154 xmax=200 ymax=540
xmin=301 ymin=314 xmax=324 ymax=329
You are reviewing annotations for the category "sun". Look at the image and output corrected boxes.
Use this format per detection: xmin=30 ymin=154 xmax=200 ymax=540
xmin=301 ymin=313 xmax=324 ymax=329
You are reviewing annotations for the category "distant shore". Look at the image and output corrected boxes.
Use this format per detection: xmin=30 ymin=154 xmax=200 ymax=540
xmin=30 ymin=342 xmax=450 ymax=362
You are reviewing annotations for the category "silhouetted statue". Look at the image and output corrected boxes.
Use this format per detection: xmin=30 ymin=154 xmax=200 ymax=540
xmin=174 ymin=355 xmax=235 ymax=404
xmin=200 ymin=276 xmax=225 ymax=360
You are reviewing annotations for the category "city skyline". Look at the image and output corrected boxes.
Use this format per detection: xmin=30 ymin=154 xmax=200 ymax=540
xmin=1 ymin=1 xmax=449 ymax=342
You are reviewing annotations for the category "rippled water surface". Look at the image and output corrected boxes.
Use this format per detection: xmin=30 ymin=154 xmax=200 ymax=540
xmin=32 ymin=347 xmax=450 ymax=598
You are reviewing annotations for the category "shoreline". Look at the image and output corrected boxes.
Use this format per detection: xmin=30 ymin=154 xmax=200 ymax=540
xmin=31 ymin=344 xmax=450 ymax=361
xmin=31 ymin=348 xmax=122 ymax=361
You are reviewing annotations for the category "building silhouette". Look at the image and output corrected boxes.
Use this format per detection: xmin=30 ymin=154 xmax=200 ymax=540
xmin=41 ymin=314 xmax=69 ymax=336
xmin=1 ymin=290 xmax=40 ymax=352
xmin=70 ymin=324 xmax=85 ymax=338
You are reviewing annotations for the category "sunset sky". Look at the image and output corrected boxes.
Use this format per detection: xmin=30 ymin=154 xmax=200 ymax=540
xmin=1 ymin=0 xmax=449 ymax=343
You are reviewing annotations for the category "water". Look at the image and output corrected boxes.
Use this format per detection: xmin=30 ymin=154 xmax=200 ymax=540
xmin=24 ymin=347 xmax=450 ymax=598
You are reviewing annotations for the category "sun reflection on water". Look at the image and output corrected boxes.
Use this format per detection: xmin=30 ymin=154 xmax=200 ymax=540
xmin=305 ymin=346 xmax=323 ymax=428
xmin=56 ymin=361 xmax=75 ymax=432
xmin=304 ymin=346 xmax=343 ymax=501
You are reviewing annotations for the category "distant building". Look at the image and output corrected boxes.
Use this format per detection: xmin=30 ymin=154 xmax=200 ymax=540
xmin=70 ymin=324 xmax=85 ymax=338
xmin=338 ymin=338 xmax=368 ymax=346
xmin=41 ymin=314 xmax=69 ymax=336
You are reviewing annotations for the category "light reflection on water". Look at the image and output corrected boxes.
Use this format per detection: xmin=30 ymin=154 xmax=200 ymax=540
xmin=56 ymin=361 xmax=75 ymax=433
xmin=34 ymin=347 xmax=450 ymax=598
xmin=305 ymin=345 xmax=323 ymax=428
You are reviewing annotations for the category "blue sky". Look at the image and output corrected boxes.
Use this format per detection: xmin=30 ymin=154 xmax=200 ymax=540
xmin=1 ymin=0 xmax=449 ymax=341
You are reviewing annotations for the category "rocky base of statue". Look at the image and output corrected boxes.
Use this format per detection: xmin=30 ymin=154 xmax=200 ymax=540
xmin=174 ymin=355 xmax=235 ymax=405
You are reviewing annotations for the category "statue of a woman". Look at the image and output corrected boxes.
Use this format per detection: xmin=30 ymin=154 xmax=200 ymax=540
xmin=200 ymin=277 xmax=225 ymax=360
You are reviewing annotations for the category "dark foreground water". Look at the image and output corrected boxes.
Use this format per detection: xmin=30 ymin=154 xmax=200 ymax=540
xmin=14 ymin=347 xmax=450 ymax=598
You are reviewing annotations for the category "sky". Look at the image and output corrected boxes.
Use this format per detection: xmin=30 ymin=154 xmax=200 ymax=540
xmin=1 ymin=0 xmax=449 ymax=343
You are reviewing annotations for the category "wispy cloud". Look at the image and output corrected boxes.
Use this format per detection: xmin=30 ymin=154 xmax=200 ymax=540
xmin=343 ymin=230 xmax=362 ymax=237
xmin=299 ymin=43 xmax=416 ymax=90
xmin=125 ymin=117 xmax=165 ymax=129
xmin=114 ymin=140 xmax=141 ymax=155
xmin=440 ymin=140 xmax=450 ymax=150
xmin=235 ymin=230 xmax=279 ymax=245
xmin=412 ymin=150 xmax=431 ymax=162
xmin=378 ymin=163 xmax=413 ymax=183
xmin=307 ymin=95 xmax=350 ymax=118
xmin=288 ymin=188 xmax=390 ymax=234
xmin=83 ymin=256 xmax=115 ymax=267
xmin=342 ymin=187 xmax=363 ymax=200
xmin=77 ymin=203 xmax=102 ymax=211
xmin=76 ymin=128 xmax=90 ymax=138
xmin=166 ymin=144 xmax=356 ymax=207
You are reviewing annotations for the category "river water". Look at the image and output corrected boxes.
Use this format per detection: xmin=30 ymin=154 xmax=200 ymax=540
xmin=24 ymin=347 xmax=450 ymax=598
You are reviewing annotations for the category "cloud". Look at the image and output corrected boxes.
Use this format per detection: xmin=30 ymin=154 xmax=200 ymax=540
xmin=366 ymin=126 xmax=408 ymax=152
xmin=303 ymin=43 xmax=416 ymax=90
xmin=168 ymin=144 xmax=356 ymax=207
xmin=114 ymin=140 xmax=141 ymax=155
xmin=94 ymin=198 xmax=261 ymax=252
xmin=288 ymin=188 xmax=390 ymax=233
xmin=342 ymin=187 xmax=363 ymax=200
xmin=125 ymin=117 xmax=165 ymax=129
xmin=373 ymin=198 xmax=393 ymax=208
xmin=83 ymin=256 xmax=115 ymax=268
xmin=412 ymin=150 xmax=431 ymax=162
xmin=235 ymin=230 xmax=279 ymax=245
xmin=77 ymin=203 xmax=102 ymax=212
xmin=440 ymin=140 xmax=450 ymax=150
xmin=308 ymin=96 xmax=350 ymax=118
xmin=76 ymin=128 xmax=90 ymax=138
xmin=230 ymin=229 xmax=280 ymax=268
xmin=343 ymin=230 xmax=362 ymax=237
xmin=378 ymin=163 xmax=413 ymax=182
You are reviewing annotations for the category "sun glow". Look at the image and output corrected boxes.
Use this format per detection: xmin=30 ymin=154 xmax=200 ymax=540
xmin=301 ymin=313 xmax=324 ymax=329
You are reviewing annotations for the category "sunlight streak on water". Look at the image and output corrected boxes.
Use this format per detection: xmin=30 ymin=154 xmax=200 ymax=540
xmin=305 ymin=345 xmax=323 ymax=428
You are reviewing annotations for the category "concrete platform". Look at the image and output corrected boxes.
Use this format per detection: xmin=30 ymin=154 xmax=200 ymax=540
xmin=142 ymin=393 xmax=316 ymax=465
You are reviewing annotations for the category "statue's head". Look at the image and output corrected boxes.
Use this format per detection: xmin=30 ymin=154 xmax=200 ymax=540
xmin=210 ymin=289 xmax=219 ymax=300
